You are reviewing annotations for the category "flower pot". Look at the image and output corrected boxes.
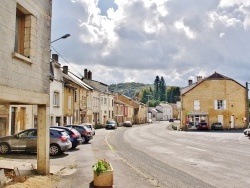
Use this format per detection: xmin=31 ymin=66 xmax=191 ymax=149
xmin=93 ymin=165 xmax=113 ymax=187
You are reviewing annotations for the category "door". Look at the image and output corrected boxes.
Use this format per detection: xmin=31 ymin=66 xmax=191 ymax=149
xmin=230 ymin=115 xmax=235 ymax=128
xmin=11 ymin=107 xmax=17 ymax=135
xmin=218 ymin=115 xmax=224 ymax=125
xmin=0 ymin=117 xmax=7 ymax=137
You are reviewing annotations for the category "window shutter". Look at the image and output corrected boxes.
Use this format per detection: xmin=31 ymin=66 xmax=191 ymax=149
xmin=214 ymin=100 xmax=217 ymax=110
xmin=223 ymin=100 xmax=227 ymax=110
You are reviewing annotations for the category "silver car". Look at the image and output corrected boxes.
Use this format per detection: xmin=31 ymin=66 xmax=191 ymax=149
xmin=0 ymin=128 xmax=72 ymax=156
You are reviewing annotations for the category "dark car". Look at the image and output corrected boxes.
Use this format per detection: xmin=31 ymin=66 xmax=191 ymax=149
xmin=197 ymin=122 xmax=209 ymax=130
xmin=81 ymin=123 xmax=95 ymax=136
xmin=65 ymin=125 xmax=93 ymax=143
xmin=51 ymin=126 xmax=83 ymax=148
xmin=123 ymin=121 xmax=132 ymax=127
xmin=0 ymin=128 xmax=72 ymax=156
xmin=169 ymin=119 xmax=174 ymax=122
xmin=106 ymin=120 xmax=117 ymax=129
xmin=211 ymin=122 xmax=223 ymax=130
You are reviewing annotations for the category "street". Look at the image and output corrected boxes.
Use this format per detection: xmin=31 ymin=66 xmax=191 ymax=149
xmin=2 ymin=121 xmax=250 ymax=188
xmin=108 ymin=121 xmax=250 ymax=188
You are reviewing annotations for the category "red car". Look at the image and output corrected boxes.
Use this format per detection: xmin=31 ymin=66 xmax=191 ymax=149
xmin=197 ymin=122 xmax=209 ymax=130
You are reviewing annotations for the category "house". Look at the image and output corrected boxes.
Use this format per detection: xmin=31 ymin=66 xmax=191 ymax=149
xmin=148 ymin=108 xmax=163 ymax=121
xmin=0 ymin=0 xmax=52 ymax=174
xmin=113 ymin=93 xmax=135 ymax=125
xmin=180 ymin=72 xmax=248 ymax=130
xmin=50 ymin=54 xmax=64 ymax=126
xmin=82 ymin=69 xmax=114 ymax=126
xmin=62 ymin=66 xmax=93 ymax=125
xmin=116 ymin=94 xmax=147 ymax=124
xmin=155 ymin=103 xmax=173 ymax=120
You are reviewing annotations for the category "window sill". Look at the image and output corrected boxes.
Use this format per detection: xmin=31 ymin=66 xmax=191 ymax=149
xmin=53 ymin=105 xmax=60 ymax=108
xmin=12 ymin=52 xmax=32 ymax=64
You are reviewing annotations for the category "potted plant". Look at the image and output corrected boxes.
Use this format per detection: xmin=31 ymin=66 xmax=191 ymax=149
xmin=93 ymin=159 xmax=113 ymax=187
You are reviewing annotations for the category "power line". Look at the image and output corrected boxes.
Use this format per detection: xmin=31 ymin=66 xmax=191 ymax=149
xmin=50 ymin=45 xmax=84 ymax=77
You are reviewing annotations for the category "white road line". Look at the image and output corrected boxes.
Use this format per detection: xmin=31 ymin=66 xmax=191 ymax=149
xmin=186 ymin=146 xmax=207 ymax=152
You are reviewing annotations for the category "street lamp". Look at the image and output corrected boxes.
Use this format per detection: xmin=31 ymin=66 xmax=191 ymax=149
xmin=146 ymin=95 xmax=151 ymax=106
xmin=51 ymin=34 xmax=70 ymax=43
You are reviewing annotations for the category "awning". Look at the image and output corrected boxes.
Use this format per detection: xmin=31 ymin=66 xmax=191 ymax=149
xmin=186 ymin=111 xmax=208 ymax=116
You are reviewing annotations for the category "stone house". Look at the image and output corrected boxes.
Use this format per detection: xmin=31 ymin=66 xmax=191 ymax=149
xmin=82 ymin=69 xmax=114 ymax=126
xmin=62 ymin=66 xmax=93 ymax=125
xmin=180 ymin=72 xmax=248 ymax=130
xmin=155 ymin=103 xmax=173 ymax=120
xmin=116 ymin=94 xmax=147 ymax=124
xmin=0 ymin=0 xmax=52 ymax=174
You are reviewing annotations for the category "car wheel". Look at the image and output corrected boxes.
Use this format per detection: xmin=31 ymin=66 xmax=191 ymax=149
xmin=81 ymin=136 xmax=86 ymax=143
xmin=0 ymin=143 xmax=10 ymax=154
xmin=50 ymin=144 xmax=61 ymax=156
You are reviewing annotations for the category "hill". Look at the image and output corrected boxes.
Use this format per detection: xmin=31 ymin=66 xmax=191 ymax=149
xmin=108 ymin=82 xmax=153 ymax=98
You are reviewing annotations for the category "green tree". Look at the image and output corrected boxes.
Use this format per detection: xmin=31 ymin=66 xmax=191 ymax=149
xmin=159 ymin=76 xmax=166 ymax=101
xmin=154 ymin=76 xmax=160 ymax=100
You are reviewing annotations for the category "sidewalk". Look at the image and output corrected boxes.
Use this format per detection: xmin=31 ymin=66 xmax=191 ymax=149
xmin=0 ymin=128 xmax=155 ymax=188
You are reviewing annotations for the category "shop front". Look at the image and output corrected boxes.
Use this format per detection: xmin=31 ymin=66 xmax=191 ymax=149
xmin=186 ymin=112 xmax=209 ymax=130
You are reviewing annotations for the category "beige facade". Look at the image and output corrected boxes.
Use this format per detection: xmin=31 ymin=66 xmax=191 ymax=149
xmin=181 ymin=72 xmax=247 ymax=130
xmin=0 ymin=0 xmax=52 ymax=174
xmin=116 ymin=94 xmax=147 ymax=124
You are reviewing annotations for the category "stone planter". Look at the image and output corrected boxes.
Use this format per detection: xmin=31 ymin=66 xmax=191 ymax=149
xmin=93 ymin=165 xmax=113 ymax=187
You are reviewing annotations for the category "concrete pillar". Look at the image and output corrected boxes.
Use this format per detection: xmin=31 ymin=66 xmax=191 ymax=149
xmin=37 ymin=105 xmax=50 ymax=175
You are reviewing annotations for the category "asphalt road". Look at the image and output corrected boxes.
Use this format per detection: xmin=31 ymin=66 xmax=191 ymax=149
xmin=107 ymin=121 xmax=250 ymax=188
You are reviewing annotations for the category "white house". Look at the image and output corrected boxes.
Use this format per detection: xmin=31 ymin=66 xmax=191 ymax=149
xmin=155 ymin=103 xmax=173 ymax=120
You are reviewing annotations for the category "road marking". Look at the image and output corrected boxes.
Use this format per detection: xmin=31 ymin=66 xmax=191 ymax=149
xmin=186 ymin=146 xmax=207 ymax=152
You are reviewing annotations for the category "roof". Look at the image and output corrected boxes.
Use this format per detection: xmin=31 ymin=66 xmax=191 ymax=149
xmin=62 ymin=72 xmax=93 ymax=90
xmin=181 ymin=72 xmax=245 ymax=95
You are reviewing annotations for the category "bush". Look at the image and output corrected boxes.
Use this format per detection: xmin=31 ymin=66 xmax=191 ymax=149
xmin=93 ymin=159 xmax=111 ymax=176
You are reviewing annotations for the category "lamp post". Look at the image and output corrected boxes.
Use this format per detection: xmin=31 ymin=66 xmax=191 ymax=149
xmin=51 ymin=34 xmax=70 ymax=43
xmin=146 ymin=94 xmax=151 ymax=106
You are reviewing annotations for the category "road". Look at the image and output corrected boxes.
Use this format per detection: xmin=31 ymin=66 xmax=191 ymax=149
xmin=107 ymin=121 xmax=250 ymax=188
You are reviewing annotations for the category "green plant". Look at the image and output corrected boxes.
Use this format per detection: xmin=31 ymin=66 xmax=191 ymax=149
xmin=93 ymin=159 xmax=111 ymax=176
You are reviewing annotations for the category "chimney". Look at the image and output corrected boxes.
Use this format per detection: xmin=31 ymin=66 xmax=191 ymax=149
xmin=62 ymin=66 xmax=68 ymax=75
xmin=197 ymin=76 xmax=202 ymax=83
xmin=52 ymin=54 xmax=58 ymax=62
xmin=88 ymin=71 xmax=92 ymax=80
xmin=188 ymin=79 xmax=193 ymax=86
xmin=84 ymin=69 xmax=88 ymax=79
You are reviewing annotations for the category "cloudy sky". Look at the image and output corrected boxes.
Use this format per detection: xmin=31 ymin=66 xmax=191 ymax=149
xmin=51 ymin=0 xmax=250 ymax=87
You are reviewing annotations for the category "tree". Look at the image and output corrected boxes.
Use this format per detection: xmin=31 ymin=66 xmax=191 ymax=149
xmin=159 ymin=76 xmax=166 ymax=101
xmin=154 ymin=76 xmax=160 ymax=100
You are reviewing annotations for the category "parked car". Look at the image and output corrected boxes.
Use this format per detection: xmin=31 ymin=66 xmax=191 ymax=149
xmin=123 ymin=121 xmax=132 ymax=127
xmin=51 ymin=126 xmax=83 ymax=149
xmin=0 ymin=128 xmax=72 ymax=156
xmin=81 ymin=123 xmax=95 ymax=135
xmin=169 ymin=119 xmax=174 ymax=122
xmin=106 ymin=119 xmax=117 ymax=129
xmin=65 ymin=125 xmax=93 ymax=143
xmin=243 ymin=128 xmax=250 ymax=135
xmin=211 ymin=122 xmax=223 ymax=130
xmin=197 ymin=122 xmax=209 ymax=130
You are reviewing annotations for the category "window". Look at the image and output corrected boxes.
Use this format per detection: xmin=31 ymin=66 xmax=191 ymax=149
xmin=104 ymin=98 xmax=107 ymax=105
xmin=74 ymin=90 xmax=77 ymax=102
xmin=68 ymin=96 xmax=72 ymax=110
xmin=13 ymin=4 xmax=36 ymax=64
xmin=194 ymin=100 xmax=200 ymax=110
xmin=53 ymin=92 xmax=60 ymax=107
xmin=214 ymin=100 xmax=226 ymax=110
xmin=15 ymin=8 xmax=25 ymax=55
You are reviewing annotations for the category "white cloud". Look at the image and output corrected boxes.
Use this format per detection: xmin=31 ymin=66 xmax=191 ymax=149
xmin=51 ymin=0 xmax=250 ymax=87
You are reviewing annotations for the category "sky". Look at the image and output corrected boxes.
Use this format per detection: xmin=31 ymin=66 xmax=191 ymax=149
xmin=51 ymin=0 xmax=250 ymax=87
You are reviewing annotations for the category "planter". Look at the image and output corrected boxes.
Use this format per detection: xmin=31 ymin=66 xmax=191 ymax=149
xmin=93 ymin=165 xmax=113 ymax=187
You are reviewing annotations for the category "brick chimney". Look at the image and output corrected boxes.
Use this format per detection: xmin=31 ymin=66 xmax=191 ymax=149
xmin=88 ymin=70 xmax=92 ymax=80
xmin=52 ymin=54 xmax=58 ymax=62
xmin=188 ymin=79 xmax=193 ymax=86
xmin=84 ymin=69 xmax=88 ymax=79
xmin=62 ymin=66 xmax=68 ymax=75
xmin=197 ymin=76 xmax=202 ymax=83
